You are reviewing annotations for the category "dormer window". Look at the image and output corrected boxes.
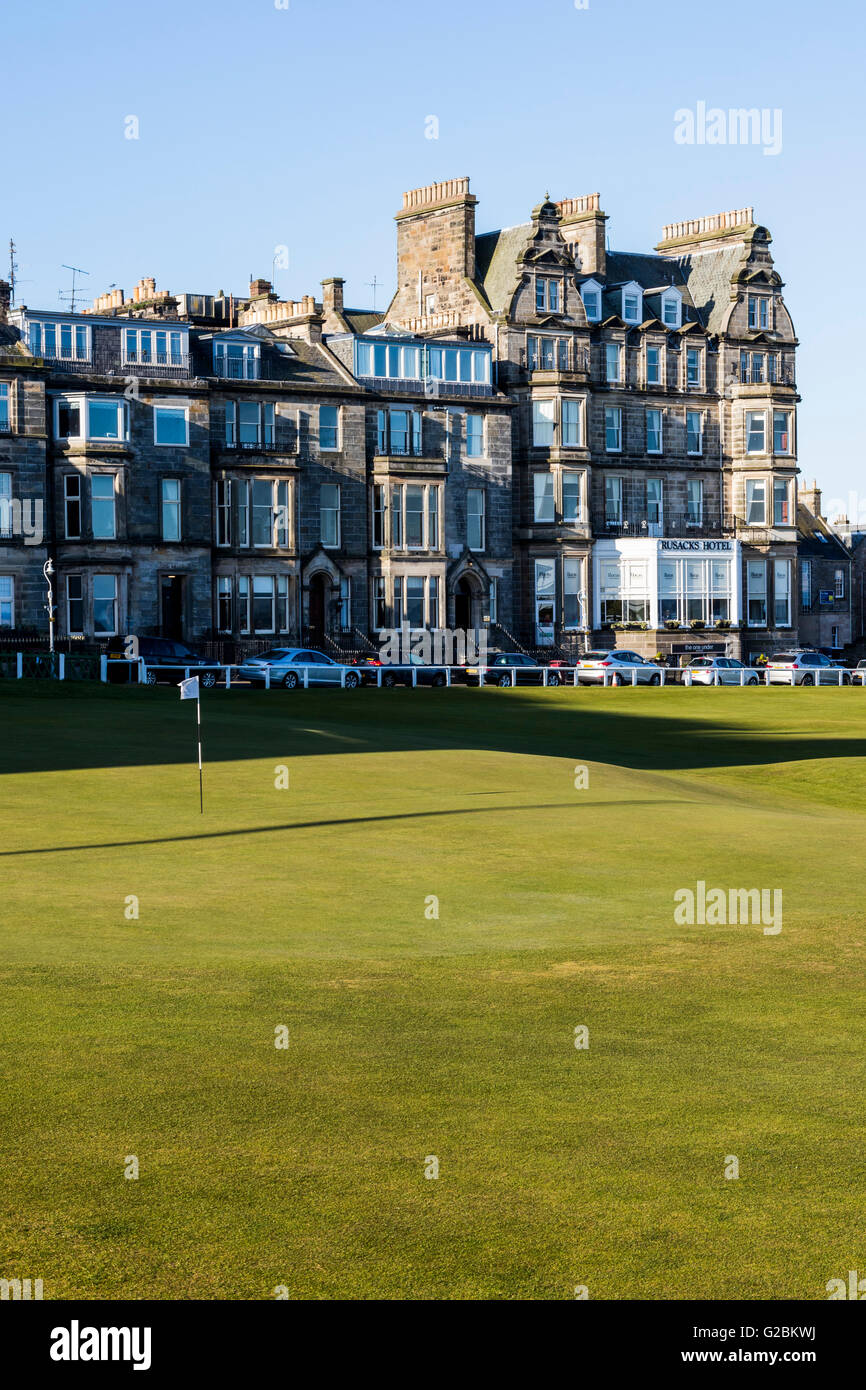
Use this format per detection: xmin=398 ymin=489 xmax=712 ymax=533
xmin=748 ymin=295 xmax=770 ymax=330
xmin=621 ymin=283 xmax=643 ymax=325
xmin=661 ymin=290 xmax=682 ymax=329
xmin=581 ymin=280 xmax=601 ymax=322
xmin=536 ymin=277 xmax=561 ymax=313
xmin=213 ymin=338 xmax=260 ymax=380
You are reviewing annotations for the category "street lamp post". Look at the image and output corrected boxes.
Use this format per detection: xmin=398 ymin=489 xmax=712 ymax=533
xmin=43 ymin=558 xmax=55 ymax=656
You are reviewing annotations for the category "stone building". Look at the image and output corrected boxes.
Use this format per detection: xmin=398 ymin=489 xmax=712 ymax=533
xmin=796 ymin=482 xmax=853 ymax=651
xmin=0 ymin=177 xmax=809 ymax=662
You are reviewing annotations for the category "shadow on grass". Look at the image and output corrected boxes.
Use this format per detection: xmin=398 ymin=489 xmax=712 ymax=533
xmin=1 ymin=680 xmax=865 ymax=778
xmin=0 ymin=799 xmax=689 ymax=857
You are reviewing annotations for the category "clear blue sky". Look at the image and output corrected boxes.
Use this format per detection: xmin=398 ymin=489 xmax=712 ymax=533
xmin=4 ymin=0 xmax=865 ymax=509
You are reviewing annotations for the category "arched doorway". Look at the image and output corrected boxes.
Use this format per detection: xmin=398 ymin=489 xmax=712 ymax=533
xmin=309 ymin=574 xmax=328 ymax=644
xmin=454 ymin=576 xmax=474 ymax=631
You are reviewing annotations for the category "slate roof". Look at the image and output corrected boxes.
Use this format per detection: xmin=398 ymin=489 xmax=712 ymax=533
xmin=342 ymin=310 xmax=384 ymax=334
xmin=474 ymin=225 xmax=533 ymax=314
xmin=663 ymin=244 xmax=748 ymax=335
xmin=797 ymin=503 xmax=852 ymax=560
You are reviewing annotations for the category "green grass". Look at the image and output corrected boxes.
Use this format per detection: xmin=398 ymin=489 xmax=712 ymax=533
xmin=1 ymin=680 xmax=865 ymax=1300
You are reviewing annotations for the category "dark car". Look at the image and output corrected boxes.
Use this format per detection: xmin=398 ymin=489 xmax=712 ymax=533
xmin=377 ymin=652 xmax=449 ymax=688
xmin=111 ymin=636 xmax=222 ymax=687
xmin=465 ymin=651 xmax=565 ymax=687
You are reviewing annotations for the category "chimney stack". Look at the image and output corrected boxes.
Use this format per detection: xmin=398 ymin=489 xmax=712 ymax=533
xmin=800 ymin=479 xmax=822 ymax=519
xmin=249 ymin=278 xmax=274 ymax=300
xmin=321 ymin=277 xmax=345 ymax=318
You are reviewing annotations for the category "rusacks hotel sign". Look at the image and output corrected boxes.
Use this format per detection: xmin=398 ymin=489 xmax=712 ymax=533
xmin=660 ymin=540 xmax=734 ymax=553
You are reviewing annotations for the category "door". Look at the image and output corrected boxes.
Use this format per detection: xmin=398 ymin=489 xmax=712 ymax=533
xmin=161 ymin=575 xmax=184 ymax=640
xmin=454 ymin=578 xmax=472 ymax=632
xmin=309 ymin=576 xmax=327 ymax=643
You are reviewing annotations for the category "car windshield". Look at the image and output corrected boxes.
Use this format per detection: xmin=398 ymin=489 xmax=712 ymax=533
xmin=582 ymin=652 xmax=609 ymax=661
xmin=771 ymin=653 xmax=798 ymax=662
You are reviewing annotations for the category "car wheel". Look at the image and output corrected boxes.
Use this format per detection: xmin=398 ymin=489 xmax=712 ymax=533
xmin=843 ymin=673 xmax=852 ymax=685
xmin=344 ymin=671 xmax=360 ymax=690
xmin=200 ymin=671 xmax=217 ymax=689
xmin=747 ymin=676 xmax=758 ymax=685
xmin=144 ymin=669 xmax=158 ymax=686
xmin=548 ymin=672 xmax=561 ymax=687
xmin=801 ymin=673 xmax=814 ymax=686
xmin=649 ymin=673 xmax=660 ymax=685
xmin=497 ymin=674 xmax=512 ymax=688
xmin=282 ymin=670 xmax=300 ymax=690
xmin=382 ymin=671 xmax=397 ymax=688
xmin=432 ymin=674 xmax=446 ymax=687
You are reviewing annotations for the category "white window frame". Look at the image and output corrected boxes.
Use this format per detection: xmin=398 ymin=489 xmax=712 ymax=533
xmin=561 ymin=397 xmax=583 ymax=448
xmin=533 ymin=472 xmax=555 ymax=523
xmin=604 ymin=406 xmax=622 ymax=453
xmin=774 ymin=559 xmax=792 ymax=628
xmin=90 ymin=473 xmax=117 ymax=540
xmin=153 ymin=403 xmax=190 ymax=447
xmin=65 ymin=574 xmax=84 ymax=636
xmin=686 ymin=477 xmax=703 ymax=526
xmin=92 ymin=573 xmax=119 ymax=637
xmin=686 ymin=409 xmax=704 ymax=456
xmin=320 ymin=483 xmax=341 ymax=548
xmin=685 ymin=346 xmax=702 ymax=389
xmin=745 ymin=477 xmax=768 ymax=526
xmin=773 ymin=410 xmax=792 ymax=456
xmin=467 ymin=487 xmax=485 ymax=552
xmin=646 ymin=408 xmax=663 ymax=455
xmin=532 ymin=399 xmax=556 ymax=447
xmin=561 ymin=468 xmax=584 ymax=524
xmin=0 ymin=381 xmax=9 ymax=432
xmin=645 ymin=342 xmax=663 ymax=387
xmin=621 ymin=282 xmax=643 ymax=325
xmin=580 ymin=280 xmax=602 ymax=323
xmin=834 ymin=567 xmax=845 ymax=600
xmin=161 ymin=477 xmax=181 ymax=541
xmin=122 ymin=326 xmax=186 ymax=368
xmin=605 ymin=342 xmax=622 ymax=384
xmin=661 ymin=291 xmax=682 ymax=329
xmin=213 ymin=338 xmax=261 ymax=380
xmin=28 ymin=319 xmax=90 ymax=362
xmin=54 ymin=395 xmax=128 ymax=444
xmin=746 ymin=411 xmax=767 ymax=454
xmin=319 ymin=404 xmax=340 ymax=452
xmin=466 ymin=412 xmax=485 ymax=458
xmin=0 ymin=574 xmax=13 ymax=628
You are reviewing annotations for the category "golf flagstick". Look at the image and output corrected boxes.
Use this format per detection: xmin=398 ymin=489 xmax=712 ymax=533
xmin=178 ymin=675 xmax=203 ymax=813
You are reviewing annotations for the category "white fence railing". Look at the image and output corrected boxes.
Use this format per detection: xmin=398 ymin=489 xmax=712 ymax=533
xmin=83 ymin=658 xmax=866 ymax=690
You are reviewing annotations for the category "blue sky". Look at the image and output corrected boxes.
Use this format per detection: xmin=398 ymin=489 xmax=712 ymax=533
xmin=4 ymin=0 xmax=864 ymax=506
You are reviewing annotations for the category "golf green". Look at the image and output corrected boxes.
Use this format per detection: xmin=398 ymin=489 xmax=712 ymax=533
xmin=1 ymin=680 xmax=864 ymax=1299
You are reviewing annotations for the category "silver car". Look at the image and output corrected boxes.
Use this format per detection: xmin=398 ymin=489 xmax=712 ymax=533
xmin=236 ymin=647 xmax=361 ymax=689
xmin=575 ymin=650 xmax=662 ymax=686
xmin=765 ymin=650 xmax=851 ymax=686
xmin=683 ymin=656 xmax=760 ymax=686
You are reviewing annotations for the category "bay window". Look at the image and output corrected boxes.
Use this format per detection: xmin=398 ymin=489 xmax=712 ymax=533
xmin=55 ymin=396 xmax=127 ymax=443
xmin=527 ymin=335 xmax=569 ymax=372
xmin=533 ymin=472 xmax=554 ymax=523
xmin=746 ymin=412 xmax=766 ymax=453
xmin=405 ymin=576 xmax=425 ymax=627
xmin=532 ymin=400 xmax=555 ymax=446
xmin=773 ymin=478 xmax=791 ymax=525
xmin=123 ymin=327 xmax=184 ymax=367
xmin=562 ymin=399 xmax=582 ymax=447
xmin=252 ymin=478 xmax=274 ymax=546
xmin=745 ymin=478 xmax=767 ymax=525
xmin=563 ymin=558 xmax=583 ymax=628
xmin=238 ymin=576 xmax=250 ymax=633
xmin=236 ymin=480 xmax=249 ymax=547
xmin=773 ymin=411 xmax=791 ymax=454
xmin=357 ymin=340 xmax=423 ymax=380
xmin=774 ymin=560 xmax=791 ymax=626
xmin=747 ymin=561 xmax=767 ymax=626
xmin=388 ymin=484 xmax=439 ymax=550
xmin=373 ymin=485 xmax=386 ymax=548
xmin=562 ymin=469 xmax=583 ymax=523
xmin=373 ymin=577 xmax=387 ymax=629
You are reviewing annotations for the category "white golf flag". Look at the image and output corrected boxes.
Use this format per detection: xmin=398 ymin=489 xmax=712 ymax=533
xmin=179 ymin=676 xmax=200 ymax=700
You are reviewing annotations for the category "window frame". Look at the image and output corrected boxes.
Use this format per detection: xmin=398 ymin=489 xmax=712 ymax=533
xmin=320 ymin=482 xmax=341 ymax=548
xmin=153 ymin=403 xmax=190 ymax=447
xmin=319 ymin=404 xmax=340 ymax=452
xmin=160 ymin=477 xmax=182 ymax=542
xmin=467 ymin=487 xmax=485 ymax=552
xmin=90 ymin=472 xmax=117 ymax=540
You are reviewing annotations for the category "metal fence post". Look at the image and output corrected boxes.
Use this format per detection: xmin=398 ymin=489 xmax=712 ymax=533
xmin=445 ymin=667 xmax=451 ymax=686
xmin=631 ymin=667 xmax=637 ymax=687
xmin=713 ymin=668 xmax=720 ymax=686
xmin=543 ymin=667 xmax=549 ymax=686
xmin=265 ymin=667 xmax=271 ymax=690
xmin=226 ymin=665 xmax=231 ymax=689
xmin=511 ymin=667 xmax=517 ymax=687
xmin=340 ymin=666 xmax=346 ymax=688
xmin=684 ymin=669 xmax=692 ymax=687
xmin=303 ymin=666 xmax=309 ymax=689
xmin=58 ymin=653 xmax=65 ymax=681
xmin=99 ymin=654 xmax=107 ymax=683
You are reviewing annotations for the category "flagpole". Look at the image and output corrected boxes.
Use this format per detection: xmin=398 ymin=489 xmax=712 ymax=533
xmin=196 ymin=694 xmax=203 ymax=814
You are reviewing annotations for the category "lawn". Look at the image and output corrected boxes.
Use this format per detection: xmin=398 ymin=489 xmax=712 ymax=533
xmin=1 ymin=679 xmax=865 ymax=1300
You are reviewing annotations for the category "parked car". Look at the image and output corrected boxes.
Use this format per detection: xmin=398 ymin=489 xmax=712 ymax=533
xmin=853 ymin=660 xmax=866 ymax=687
xmin=765 ymin=650 xmax=851 ymax=685
xmin=378 ymin=653 xmax=449 ymax=688
xmin=575 ymin=650 xmax=661 ymax=685
xmin=109 ymin=636 xmax=222 ymax=688
xmin=464 ymin=651 xmax=565 ymax=687
xmin=683 ymin=656 xmax=760 ymax=686
xmin=237 ymin=647 xmax=361 ymax=689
